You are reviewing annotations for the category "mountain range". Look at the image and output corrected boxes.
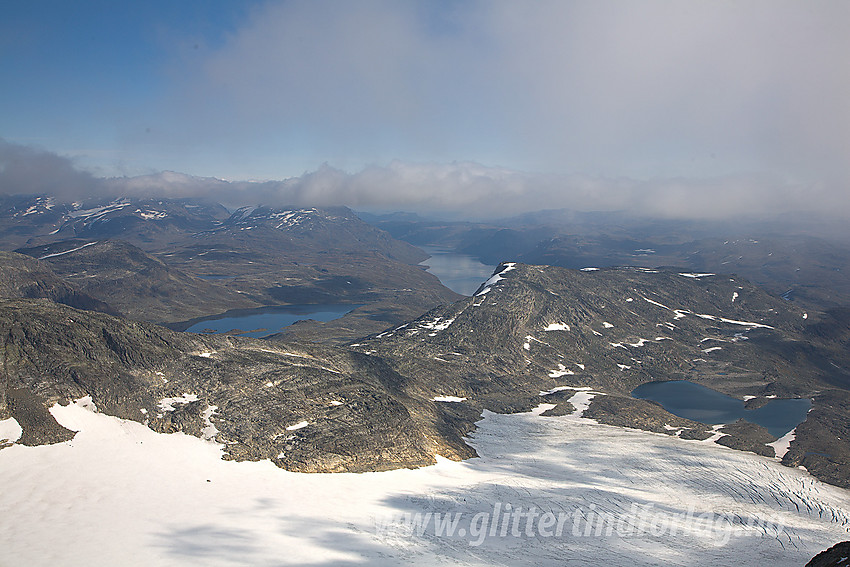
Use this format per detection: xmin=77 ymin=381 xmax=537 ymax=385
xmin=1 ymin=195 xmax=460 ymax=339
xmin=2 ymin=239 xmax=850 ymax=489
xmin=365 ymin=209 xmax=850 ymax=313
xmin=3 ymin=190 xmax=850 ymax=567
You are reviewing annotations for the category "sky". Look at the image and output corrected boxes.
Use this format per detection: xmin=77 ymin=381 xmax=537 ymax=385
xmin=1 ymin=0 xmax=848 ymax=218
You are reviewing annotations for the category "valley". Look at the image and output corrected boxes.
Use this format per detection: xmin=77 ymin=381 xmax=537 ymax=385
xmin=366 ymin=210 xmax=850 ymax=312
xmin=1 ymin=194 xmax=850 ymax=565
xmin=5 ymin=3 xmax=847 ymax=564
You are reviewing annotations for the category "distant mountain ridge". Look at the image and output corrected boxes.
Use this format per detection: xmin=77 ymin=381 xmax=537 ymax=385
xmin=0 ymin=194 xmax=426 ymax=263
xmin=0 ymin=250 xmax=116 ymax=315
xmin=0 ymin=194 xmax=459 ymax=334
xmin=365 ymin=208 xmax=850 ymax=313
xmin=15 ymin=240 xmax=261 ymax=323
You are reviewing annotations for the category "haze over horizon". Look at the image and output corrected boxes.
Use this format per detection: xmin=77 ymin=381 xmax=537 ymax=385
xmin=1 ymin=0 xmax=848 ymax=219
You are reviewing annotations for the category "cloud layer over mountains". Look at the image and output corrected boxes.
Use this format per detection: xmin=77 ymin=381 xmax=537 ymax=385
xmin=1 ymin=138 xmax=842 ymax=222
xmin=3 ymin=2 xmax=848 ymax=222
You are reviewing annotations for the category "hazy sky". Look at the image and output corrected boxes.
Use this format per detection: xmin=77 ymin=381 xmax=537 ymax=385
xmin=1 ymin=1 xmax=848 ymax=217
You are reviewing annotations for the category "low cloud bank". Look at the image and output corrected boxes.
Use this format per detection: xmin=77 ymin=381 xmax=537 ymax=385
xmin=1 ymin=140 xmax=843 ymax=221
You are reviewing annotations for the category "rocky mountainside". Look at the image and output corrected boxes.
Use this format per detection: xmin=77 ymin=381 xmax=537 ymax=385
xmin=0 ymin=298 xmax=473 ymax=471
xmin=519 ymin=234 xmax=850 ymax=312
xmin=207 ymin=205 xmax=427 ymax=264
xmin=0 ymin=194 xmax=230 ymax=249
xmin=154 ymin=204 xmax=458 ymax=338
xmin=0 ymin=251 xmax=116 ymax=315
xmin=348 ymin=263 xmax=850 ymax=487
xmin=0 ymin=195 xmax=70 ymax=248
xmin=365 ymin=210 xmax=850 ymax=313
xmin=0 ymin=195 xmax=424 ymax=263
xmin=15 ymin=240 xmax=261 ymax=323
xmin=806 ymin=541 xmax=850 ymax=567
xmin=3 ymin=256 xmax=850 ymax=488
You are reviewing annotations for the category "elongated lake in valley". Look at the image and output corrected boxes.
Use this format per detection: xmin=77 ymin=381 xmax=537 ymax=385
xmin=418 ymin=245 xmax=496 ymax=296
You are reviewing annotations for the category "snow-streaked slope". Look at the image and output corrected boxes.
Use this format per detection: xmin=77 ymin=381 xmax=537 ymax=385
xmin=0 ymin=397 xmax=848 ymax=567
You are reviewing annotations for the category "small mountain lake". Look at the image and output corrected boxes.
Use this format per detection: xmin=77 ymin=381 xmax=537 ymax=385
xmin=172 ymin=304 xmax=360 ymax=338
xmin=631 ymin=380 xmax=811 ymax=438
xmin=418 ymin=246 xmax=496 ymax=296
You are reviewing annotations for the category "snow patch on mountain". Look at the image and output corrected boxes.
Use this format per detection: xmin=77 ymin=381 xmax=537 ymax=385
xmin=67 ymin=200 xmax=131 ymax=220
xmin=420 ymin=316 xmax=456 ymax=335
xmin=475 ymin=263 xmax=516 ymax=296
xmin=200 ymin=406 xmax=219 ymax=441
xmin=718 ymin=317 xmax=774 ymax=329
xmin=0 ymin=418 xmax=22 ymax=445
xmin=547 ymin=364 xmax=574 ymax=378
xmin=137 ymin=209 xmax=168 ymax=220
xmin=38 ymin=241 xmax=98 ymax=260
xmin=157 ymin=393 xmax=199 ymax=414
xmin=433 ymin=396 xmax=467 ymax=403
xmin=642 ymin=296 xmax=670 ymax=310
xmin=567 ymin=391 xmax=598 ymax=417
xmin=769 ymin=429 xmax=797 ymax=460
xmin=539 ymin=386 xmax=575 ymax=396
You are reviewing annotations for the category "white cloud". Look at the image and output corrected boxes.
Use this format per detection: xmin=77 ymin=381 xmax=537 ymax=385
xmin=0 ymin=139 xmax=105 ymax=200
xmin=2 ymin=137 xmax=844 ymax=220
xmin=162 ymin=0 xmax=849 ymax=189
xmin=116 ymin=161 xmax=841 ymax=220
xmin=242 ymin=163 xmax=838 ymax=220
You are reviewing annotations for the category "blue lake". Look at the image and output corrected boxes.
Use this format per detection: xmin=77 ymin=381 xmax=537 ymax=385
xmin=177 ymin=304 xmax=360 ymax=338
xmin=418 ymin=246 xmax=496 ymax=296
xmin=631 ymin=380 xmax=811 ymax=438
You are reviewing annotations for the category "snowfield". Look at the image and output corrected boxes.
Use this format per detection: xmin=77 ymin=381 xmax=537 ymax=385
xmin=0 ymin=396 xmax=848 ymax=566
xmin=0 ymin=417 xmax=22 ymax=444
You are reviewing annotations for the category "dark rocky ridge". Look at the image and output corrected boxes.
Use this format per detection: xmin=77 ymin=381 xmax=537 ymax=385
xmin=0 ymin=195 xmax=231 ymax=250
xmin=806 ymin=541 xmax=850 ymax=567
xmin=208 ymin=204 xmax=427 ymax=265
xmin=578 ymin=395 xmax=714 ymax=441
xmin=15 ymin=240 xmax=261 ymax=323
xmin=0 ymin=250 xmax=116 ymax=315
xmin=350 ymin=263 xmax=850 ymax=487
xmin=0 ymin=298 xmax=472 ymax=472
